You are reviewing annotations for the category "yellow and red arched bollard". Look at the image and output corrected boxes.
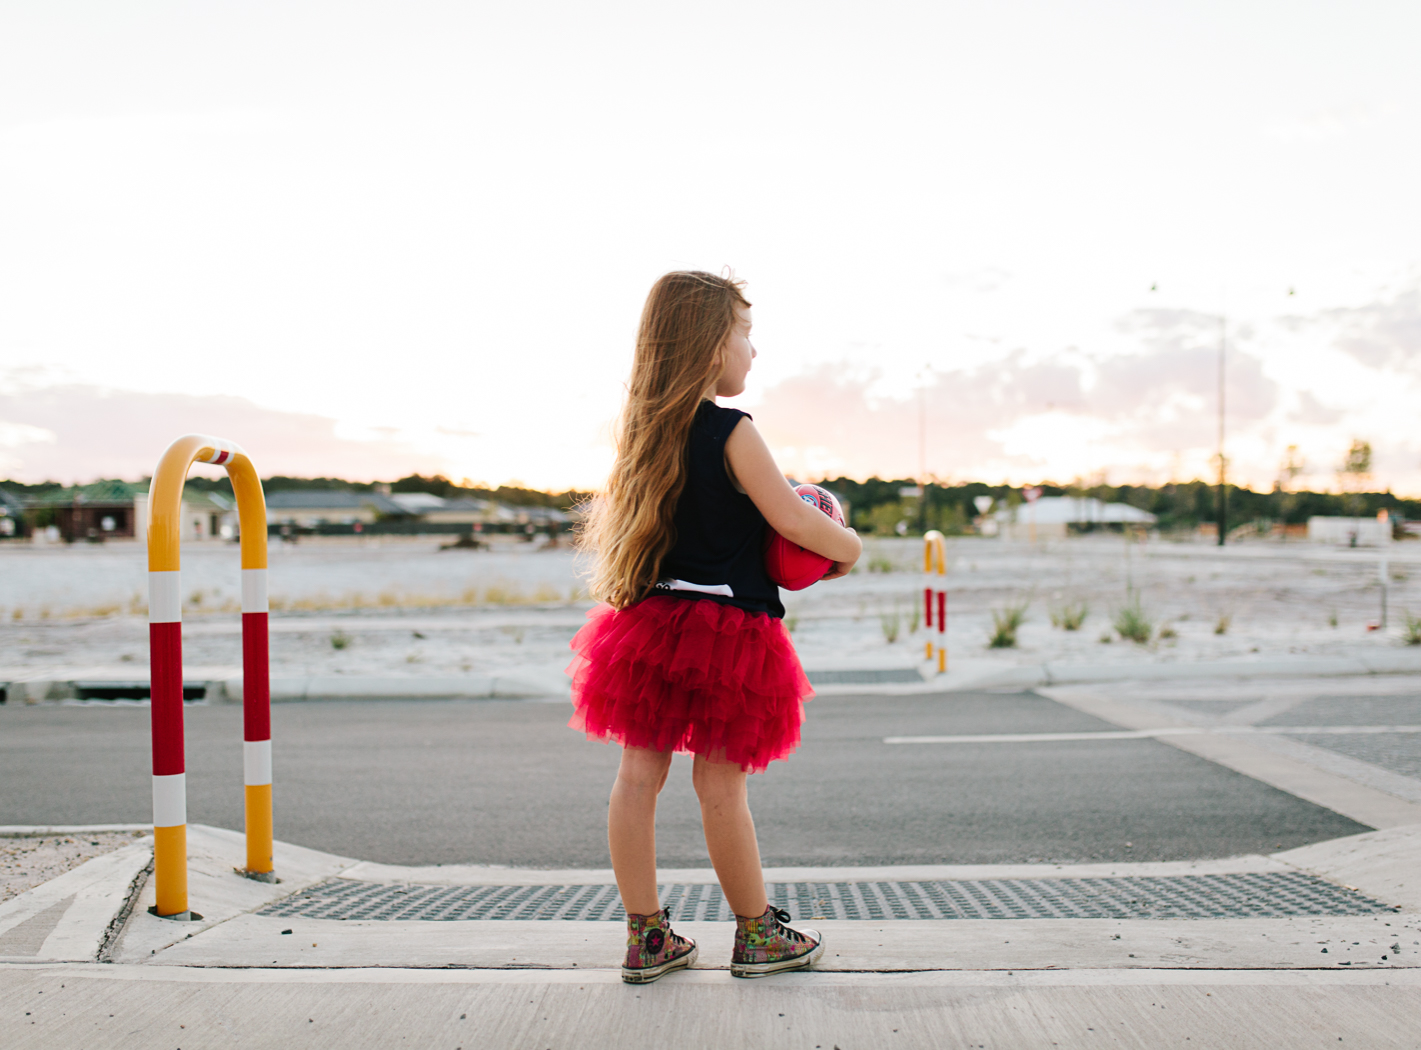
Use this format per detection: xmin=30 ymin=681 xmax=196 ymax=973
xmin=922 ymin=529 xmax=947 ymax=674
xmin=148 ymin=434 xmax=272 ymax=920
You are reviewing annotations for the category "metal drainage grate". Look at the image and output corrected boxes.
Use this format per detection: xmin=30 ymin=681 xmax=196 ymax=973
xmin=807 ymin=668 xmax=923 ymax=686
xmin=259 ymin=872 xmax=1394 ymax=923
xmin=72 ymin=681 xmax=209 ymax=702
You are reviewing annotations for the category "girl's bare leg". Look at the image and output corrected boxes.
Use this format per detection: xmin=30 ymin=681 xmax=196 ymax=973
xmin=608 ymin=746 xmax=674 ymax=915
xmin=692 ymin=755 xmax=769 ymax=917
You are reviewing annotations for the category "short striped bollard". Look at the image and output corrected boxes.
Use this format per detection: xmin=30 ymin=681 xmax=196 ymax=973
xmin=148 ymin=434 xmax=272 ymax=919
xmin=922 ymin=529 xmax=947 ymax=674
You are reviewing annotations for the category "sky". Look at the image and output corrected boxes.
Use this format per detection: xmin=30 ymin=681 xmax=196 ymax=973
xmin=2 ymin=1 xmax=1420 ymax=493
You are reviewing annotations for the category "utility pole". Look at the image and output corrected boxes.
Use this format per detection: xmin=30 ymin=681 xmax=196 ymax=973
xmin=1216 ymin=315 xmax=1227 ymax=547
xmin=918 ymin=368 xmax=928 ymax=534
xmin=917 ymin=374 xmax=926 ymax=486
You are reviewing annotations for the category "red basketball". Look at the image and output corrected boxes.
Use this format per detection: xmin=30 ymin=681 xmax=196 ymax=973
xmin=764 ymin=484 xmax=846 ymax=591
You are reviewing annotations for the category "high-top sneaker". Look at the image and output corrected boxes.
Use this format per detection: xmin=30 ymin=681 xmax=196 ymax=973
xmin=621 ymin=907 xmax=698 ymax=984
xmin=730 ymin=905 xmax=824 ymax=978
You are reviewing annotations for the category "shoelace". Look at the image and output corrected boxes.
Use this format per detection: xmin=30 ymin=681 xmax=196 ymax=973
xmin=658 ymin=910 xmax=693 ymax=951
xmin=768 ymin=907 xmax=810 ymax=943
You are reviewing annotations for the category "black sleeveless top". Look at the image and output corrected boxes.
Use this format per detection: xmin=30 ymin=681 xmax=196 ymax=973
xmin=653 ymin=401 xmax=785 ymax=619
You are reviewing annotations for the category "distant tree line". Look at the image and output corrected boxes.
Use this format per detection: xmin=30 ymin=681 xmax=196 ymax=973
xmin=0 ymin=474 xmax=594 ymax=512
xmin=813 ymin=476 xmax=1421 ymax=536
xmin=6 ymin=472 xmax=1416 ymax=537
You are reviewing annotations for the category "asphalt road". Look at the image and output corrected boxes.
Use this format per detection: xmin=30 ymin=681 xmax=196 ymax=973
xmin=0 ymin=691 xmax=1368 ymax=867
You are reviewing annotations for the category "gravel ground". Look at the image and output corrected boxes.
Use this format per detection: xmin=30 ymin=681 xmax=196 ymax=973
xmin=0 ymin=832 xmax=148 ymax=903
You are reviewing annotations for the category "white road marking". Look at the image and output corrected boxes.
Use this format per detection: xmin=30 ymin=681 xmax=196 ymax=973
xmin=884 ymin=725 xmax=1421 ymax=744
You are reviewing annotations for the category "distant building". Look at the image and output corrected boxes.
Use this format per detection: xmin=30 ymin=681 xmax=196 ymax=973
xmin=0 ymin=486 xmax=27 ymax=538
xmin=509 ymin=505 xmax=569 ymax=529
xmin=419 ymin=497 xmax=519 ymax=526
xmin=1307 ymin=514 xmax=1391 ymax=548
xmin=30 ymin=480 xmax=145 ymax=542
xmin=133 ymin=489 xmax=240 ymax=543
xmin=390 ymin=491 xmax=569 ymax=530
xmin=387 ymin=492 xmax=448 ymax=514
xmin=989 ymin=496 xmax=1156 ymax=540
xmin=263 ymin=490 xmax=409 ymax=527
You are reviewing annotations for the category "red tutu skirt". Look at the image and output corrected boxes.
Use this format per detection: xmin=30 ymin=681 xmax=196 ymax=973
xmin=566 ymin=596 xmax=814 ymax=773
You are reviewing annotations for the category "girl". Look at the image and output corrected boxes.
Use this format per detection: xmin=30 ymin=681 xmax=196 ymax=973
xmin=570 ymin=271 xmax=862 ymax=982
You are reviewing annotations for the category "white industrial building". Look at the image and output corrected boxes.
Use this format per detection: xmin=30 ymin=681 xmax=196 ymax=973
xmin=988 ymin=496 xmax=1157 ymax=540
xmin=1306 ymin=515 xmax=1392 ymax=547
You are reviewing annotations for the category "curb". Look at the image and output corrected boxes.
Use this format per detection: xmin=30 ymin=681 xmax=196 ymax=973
xmin=0 ymin=825 xmax=152 ymax=838
xmin=8 ymin=651 xmax=1421 ymax=704
xmin=940 ymin=651 xmax=1421 ymax=693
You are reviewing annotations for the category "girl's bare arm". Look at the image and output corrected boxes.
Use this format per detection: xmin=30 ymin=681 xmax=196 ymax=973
xmin=724 ymin=417 xmax=862 ymax=568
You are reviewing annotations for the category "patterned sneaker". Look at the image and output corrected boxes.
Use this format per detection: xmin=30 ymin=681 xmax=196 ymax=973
xmin=621 ymin=908 xmax=698 ymax=984
xmin=730 ymin=906 xmax=824 ymax=978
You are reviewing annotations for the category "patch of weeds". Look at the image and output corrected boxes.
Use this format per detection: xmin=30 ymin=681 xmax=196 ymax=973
xmin=1328 ymin=609 xmax=1339 ymax=628
xmin=1114 ymin=603 xmax=1152 ymax=644
xmin=784 ymin=613 xmax=800 ymax=633
xmin=498 ymin=625 xmax=527 ymax=644
xmin=1214 ymin=614 xmax=1231 ymax=636
xmin=1403 ymin=612 xmax=1421 ymax=646
xmin=1157 ymin=624 xmax=1178 ymax=641
xmin=867 ymin=554 xmax=895 ymax=573
xmin=1098 ymin=631 xmax=1113 ymax=644
xmin=1393 ymin=567 xmax=1410 ymax=583
xmin=1049 ymin=602 xmax=1088 ymax=631
xmin=330 ymin=630 xmax=352 ymax=651
xmin=879 ymin=608 xmax=902 ymax=644
xmin=908 ymin=602 xmax=921 ymax=634
xmin=988 ymin=602 xmax=1028 ymax=649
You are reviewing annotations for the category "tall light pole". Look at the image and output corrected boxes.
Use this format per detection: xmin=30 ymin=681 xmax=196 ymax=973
xmin=918 ymin=376 xmax=926 ymax=482
xmin=1216 ymin=314 xmax=1227 ymax=547
xmin=918 ymin=366 xmax=928 ymax=534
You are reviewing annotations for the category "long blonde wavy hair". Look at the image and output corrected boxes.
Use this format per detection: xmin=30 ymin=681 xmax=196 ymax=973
xmin=581 ymin=271 xmax=752 ymax=609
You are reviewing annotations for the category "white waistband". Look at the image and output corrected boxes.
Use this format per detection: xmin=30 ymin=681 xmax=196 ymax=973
xmin=656 ymin=578 xmax=734 ymax=597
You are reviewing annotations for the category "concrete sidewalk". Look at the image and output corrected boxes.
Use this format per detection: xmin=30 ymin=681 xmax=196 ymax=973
xmin=3 ymin=821 xmax=1420 ymax=1047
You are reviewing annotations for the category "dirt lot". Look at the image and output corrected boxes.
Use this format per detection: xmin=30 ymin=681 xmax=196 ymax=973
xmin=0 ymin=832 xmax=148 ymax=903
xmin=2 ymin=534 xmax=1418 ymax=680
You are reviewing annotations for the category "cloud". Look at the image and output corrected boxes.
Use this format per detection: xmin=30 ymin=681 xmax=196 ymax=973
xmin=0 ymin=380 xmax=448 ymax=484
xmin=752 ymin=354 xmax=1092 ymax=481
xmin=1320 ymin=286 xmax=1421 ymax=372
xmin=1093 ymin=308 xmax=1278 ymax=447
xmin=752 ymin=318 xmax=1279 ymax=483
xmin=1290 ymin=390 xmax=1343 ymax=426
